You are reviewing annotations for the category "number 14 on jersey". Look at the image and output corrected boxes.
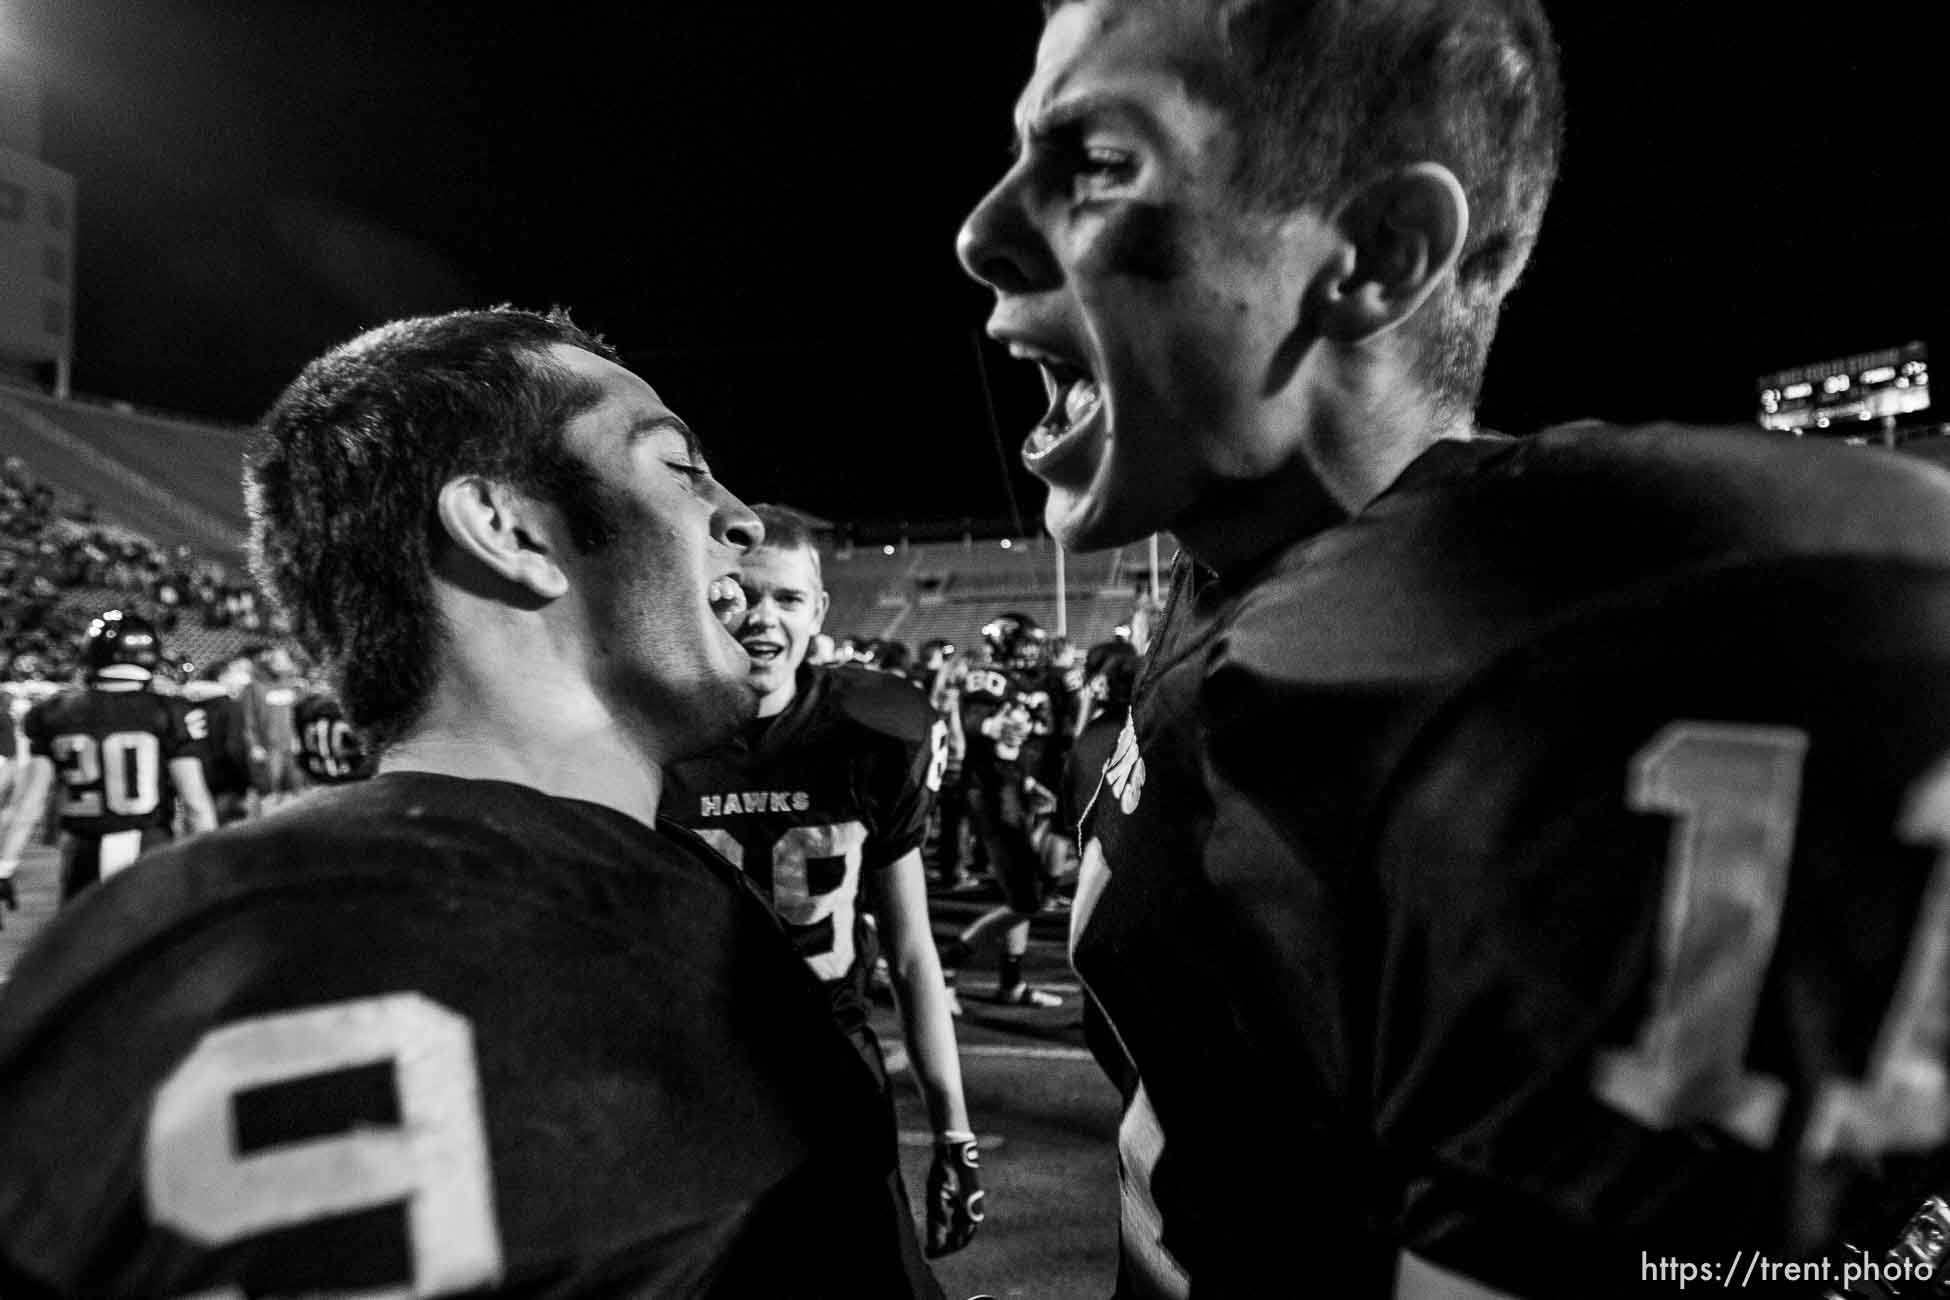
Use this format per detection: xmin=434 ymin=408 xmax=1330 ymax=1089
xmin=1596 ymin=722 xmax=1949 ymax=1161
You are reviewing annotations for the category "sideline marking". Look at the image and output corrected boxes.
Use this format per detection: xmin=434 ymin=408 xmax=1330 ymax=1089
xmin=882 ymin=1041 xmax=1095 ymax=1078
xmin=898 ymin=1130 xmax=1007 ymax=1151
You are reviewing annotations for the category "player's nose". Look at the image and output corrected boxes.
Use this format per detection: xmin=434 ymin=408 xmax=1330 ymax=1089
xmin=957 ymin=167 xmax=1058 ymax=297
xmin=711 ymin=485 xmax=763 ymax=556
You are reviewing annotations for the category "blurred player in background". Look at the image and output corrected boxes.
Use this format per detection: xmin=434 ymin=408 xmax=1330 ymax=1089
xmin=0 ymin=306 xmax=943 ymax=1298
xmin=667 ymin=504 xmax=983 ymax=1259
xmin=926 ymin=641 xmax=979 ymax=890
xmin=0 ymin=611 xmax=217 ymax=909
xmin=937 ymin=611 xmax=1068 ymax=1008
xmin=293 ymin=679 xmax=376 ymax=786
xmin=240 ymin=642 xmax=304 ymax=813
xmin=180 ymin=662 xmax=254 ymax=825
xmin=958 ymin=0 xmax=1950 ymax=1295
xmin=0 ymin=678 xmax=60 ymax=923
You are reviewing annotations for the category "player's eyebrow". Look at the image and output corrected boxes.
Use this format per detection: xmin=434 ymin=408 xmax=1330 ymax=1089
xmin=1011 ymin=91 xmax=1152 ymax=157
xmin=628 ymin=414 xmax=705 ymax=465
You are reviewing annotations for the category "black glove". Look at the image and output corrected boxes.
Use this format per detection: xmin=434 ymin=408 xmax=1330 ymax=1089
xmin=926 ymin=1134 xmax=985 ymax=1258
xmin=0 ymin=874 xmax=17 ymax=925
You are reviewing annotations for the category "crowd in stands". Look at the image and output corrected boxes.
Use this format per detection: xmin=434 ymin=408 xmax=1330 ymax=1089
xmin=1 ymin=455 xmax=275 ymax=683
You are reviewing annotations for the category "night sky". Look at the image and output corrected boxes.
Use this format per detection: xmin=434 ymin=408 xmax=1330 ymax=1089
xmin=14 ymin=1 xmax=1948 ymax=530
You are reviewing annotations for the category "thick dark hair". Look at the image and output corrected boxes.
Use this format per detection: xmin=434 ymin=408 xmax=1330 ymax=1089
xmin=1051 ymin=0 xmax=1563 ymax=421
xmin=749 ymin=503 xmax=826 ymax=587
xmin=244 ymin=306 xmax=623 ymax=752
xmin=1085 ymin=637 xmax=1140 ymax=709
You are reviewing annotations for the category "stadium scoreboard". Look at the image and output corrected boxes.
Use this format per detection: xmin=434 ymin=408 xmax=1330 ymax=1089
xmin=1758 ymin=342 xmax=1930 ymax=434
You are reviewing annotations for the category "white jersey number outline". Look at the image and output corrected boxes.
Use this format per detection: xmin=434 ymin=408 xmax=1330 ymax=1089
xmin=1596 ymin=722 xmax=1949 ymax=1158
xmin=51 ymin=729 xmax=162 ymax=819
xmin=148 ymin=992 xmax=503 ymax=1298
xmin=696 ymin=821 xmax=868 ymax=981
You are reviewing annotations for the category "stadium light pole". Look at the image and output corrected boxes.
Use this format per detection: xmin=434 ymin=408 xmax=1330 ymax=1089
xmin=1054 ymin=541 xmax=1067 ymax=640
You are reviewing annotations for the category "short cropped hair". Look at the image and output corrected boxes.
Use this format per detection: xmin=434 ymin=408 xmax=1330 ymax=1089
xmin=245 ymin=306 xmax=622 ymax=752
xmin=1052 ymin=0 xmax=1563 ymax=420
xmin=749 ymin=504 xmax=826 ymax=588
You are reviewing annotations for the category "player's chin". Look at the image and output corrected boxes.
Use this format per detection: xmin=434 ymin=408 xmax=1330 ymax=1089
xmin=688 ymin=663 xmax=762 ymax=746
xmin=744 ymin=658 xmax=788 ymax=698
xmin=1040 ymin=462 xmax=1152 ymax=554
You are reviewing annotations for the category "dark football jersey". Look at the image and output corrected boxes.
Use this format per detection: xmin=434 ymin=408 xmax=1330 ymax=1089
xmin=179 ymin=686 xmax=252 ymax=799
xmin=956 ymin=659 xmax=1064 ymax=782
xmin=294 ymin=689 xmax=376 ymax=784
xmin=666 ymin=664 xmax=947 ymax=1040
xmin=1075 ymin=424 xmax=1950 ymax=1298
xmin=0 ymin=771 xmax=942 ymax=1299
xmin=1062 ymin=703 xmax=1125 ymax=848
xmin=24 ymin=684 xmax=196 ymax=836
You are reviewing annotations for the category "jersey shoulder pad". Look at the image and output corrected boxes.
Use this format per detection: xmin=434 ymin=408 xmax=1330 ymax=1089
xmin=21 ymin=688 xmax=84 ymax=744
xmin=1217 ymin=425 xmax=1950 ymax=696
xmin=1525 ymin=421 xmax=1950 ymax=557
xmin=823 ymin=664 xmax=934 ymax=745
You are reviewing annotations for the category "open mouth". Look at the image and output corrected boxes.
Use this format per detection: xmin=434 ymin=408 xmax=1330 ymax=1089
xmin=707 ymin=576 xmax=747 ymax=632
xmin=1012 ymin=345 xmax=1103 ymax=467
xmin=740 ymin=638 xmax=785 ymax=665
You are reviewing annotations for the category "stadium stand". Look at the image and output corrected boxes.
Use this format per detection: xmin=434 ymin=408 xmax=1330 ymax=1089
xmin=0 ymin=446 xmax=271 ymax=682
xmin=0 ymin=384 xmax=248 ymax=564
xmin=818 ymin=537 xmax=1165 ymax=652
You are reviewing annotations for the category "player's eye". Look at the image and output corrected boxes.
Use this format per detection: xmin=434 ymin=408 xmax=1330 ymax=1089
xmin=1054 ymin=132 xmax=1137 ymax=200
xmin=1079 ymin=145 xmax=1134 ymax=177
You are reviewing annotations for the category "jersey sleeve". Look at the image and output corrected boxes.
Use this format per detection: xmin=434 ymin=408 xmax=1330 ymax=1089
xmin=22 ymin=700 xmax=53 ymax=758
xmin=161 ymin=696 xmax=199 ymax=762
xmin=1363 ymin=558 xmax=1950 ymax=1295
xmin=839 ymin=670 xmax=941 ymax=872
xmin=954 ymin=665 xmax=1007 ymax=740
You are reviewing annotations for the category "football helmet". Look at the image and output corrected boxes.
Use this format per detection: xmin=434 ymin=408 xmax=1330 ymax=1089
xmin=82 ymin=610 xmax=162 ymax=681
xmin=981 ymin=612 xmax=1046 ymax=670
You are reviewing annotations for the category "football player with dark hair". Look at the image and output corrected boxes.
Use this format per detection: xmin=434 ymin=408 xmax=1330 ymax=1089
xmin=0 ymin=307 xmax=944 ymax=1298
xmin=959 ymin=1 xmax=1950 ymax=1296
xmin=870 ymin=637 xmax=916 ymax=680
xmin=293 ymin=679 xmax=376 ymax=786
xmin=937 ymin=611 xmax=1068 ymax=1008
xmin=0 ymin=610 xmax=217 ymax=906
xmin=666 ymin=503 xmax=984 ymax=1260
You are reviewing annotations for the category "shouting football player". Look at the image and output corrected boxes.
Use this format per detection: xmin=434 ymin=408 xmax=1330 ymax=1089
xmin=958 ymin=1 xmax=1950 ymax=1296
xmin=0 ymin=610 xmax=218 ymax=909
xmin=667 ymin=503 xmax=985 ymax=1259
xmin=0 ymin=308 xmax=944 ymax=1299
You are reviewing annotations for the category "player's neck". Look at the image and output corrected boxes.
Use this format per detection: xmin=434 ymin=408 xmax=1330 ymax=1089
xmin=382 ymin=679 xmax=666 ymax=830
xmin=755 ymin=679 xmax=799 ymax=720
xmin=1177 ymin=387 xmax=1470 ymax=578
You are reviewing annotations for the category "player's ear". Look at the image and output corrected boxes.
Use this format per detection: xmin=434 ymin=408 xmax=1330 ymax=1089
xmin=434 ymin=476 xmax=570 ymax=602
xmin=813 ymin=588 xmax=831 ymax=635
xmin=1309 ymin=162 xmax=1469 ymax=345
